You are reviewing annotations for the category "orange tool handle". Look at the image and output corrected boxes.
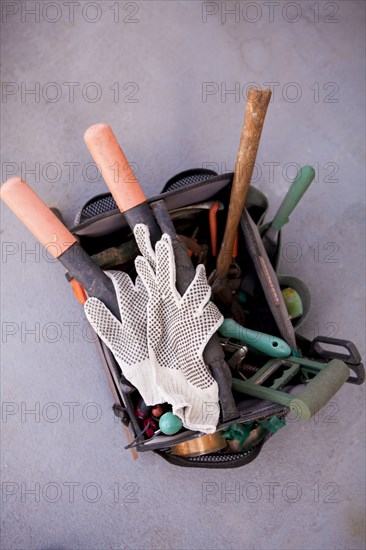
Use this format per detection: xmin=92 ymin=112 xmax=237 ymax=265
xmin=1 ymin=177 xmax=122 ymax=321
xmin=209 ymin=201 xmax=220 ymax=257
xmin=84 ymin=124 xmax=161 ymax=245
xmin=0 ymin=177 xmax=77 ymax=258
xmin=70 ymin=279 xmax=87 ymax=305
xmin=209 ymin=202 xmax=239 ymax=258
xmin=84 ymin=124 xmax=146 ymax=212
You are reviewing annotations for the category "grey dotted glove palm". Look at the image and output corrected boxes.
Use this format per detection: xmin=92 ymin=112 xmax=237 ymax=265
xmin=84 ymin=270 xmax=163 ymax=406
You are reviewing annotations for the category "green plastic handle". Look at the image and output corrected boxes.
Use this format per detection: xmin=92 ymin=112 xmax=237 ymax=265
xmin=231 ymin=358 xmax=349 ymax=420
xmin=271 ymin=165 xmax=315 ymax=231
xmin=290 ymin=359 xmax=349 ymax=419
xmin=219 ymin=319 xmax=291 ymax=358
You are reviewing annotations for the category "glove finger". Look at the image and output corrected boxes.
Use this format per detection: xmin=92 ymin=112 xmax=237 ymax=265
xmin=134 ymin=274 xmax=149 ymax=300
xmin=180 ymin=264 xmax=211 ymax=313
xmin=84 ymin=297 xmax=124 ymax=347
xmin=133 ymin=224 xmax=156 ymax=270
xmin=135 ymin=255 xmax=158 ymax=298
xmin=155 ymin=236 xmax=180 ymax=301
xmin=105 ymin=270 xmax=141 ymax=315
xmin=196 ymin=302 xmax=224 ymax=351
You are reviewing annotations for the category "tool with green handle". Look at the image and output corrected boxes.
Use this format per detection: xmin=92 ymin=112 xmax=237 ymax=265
xmin=262 ymin=165 xmax=315 ymax=259
xmin=240 ymin=209 xmax=300 ymax=355
xmin=220 ymin=318 xmax=292 ymax=358
xmin=232 ymin=355 xmax=349 ymax=420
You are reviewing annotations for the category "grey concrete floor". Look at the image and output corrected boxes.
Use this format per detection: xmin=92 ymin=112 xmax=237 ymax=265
xmin=1 ymin=1 xmax=365 ymax=549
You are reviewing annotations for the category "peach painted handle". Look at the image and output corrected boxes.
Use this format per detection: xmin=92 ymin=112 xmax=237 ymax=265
xmin=84 ymin=123 xmax=146 ymax=212
xmin=0 ymin=177 xmax=76 ymax=258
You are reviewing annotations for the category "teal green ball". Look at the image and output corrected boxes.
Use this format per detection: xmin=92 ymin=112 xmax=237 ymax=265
xmin=159 ymin=412 xmax=182 ymax=435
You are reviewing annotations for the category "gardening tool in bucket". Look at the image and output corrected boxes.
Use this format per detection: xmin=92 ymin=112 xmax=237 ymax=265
xmin=210 ymin=88 xmax=272 ymax=316
xmin=0 ymin=178 xmax=121 ymax=319
xmin=83 ymin=123 xmax=239 ymax=423
xmin=258 ymin=165 xmax=316 ymax=270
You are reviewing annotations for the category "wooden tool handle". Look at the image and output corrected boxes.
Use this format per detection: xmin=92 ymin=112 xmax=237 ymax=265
xmin=216 ymin=88 xmax=272 ymax=278
xmin=0 ymin=177 xmax=76 ymax=258
xmin=84 ymin=123 xmax=146 ymax=212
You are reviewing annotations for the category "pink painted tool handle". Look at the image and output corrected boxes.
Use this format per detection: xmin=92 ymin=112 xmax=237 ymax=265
xmin=84 ymin=123 xmax=146 ymax=212
xmin=0 ymin=177 xmax=76 ymax=258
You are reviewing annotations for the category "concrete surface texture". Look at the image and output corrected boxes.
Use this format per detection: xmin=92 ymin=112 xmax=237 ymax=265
xmin=1 ymin=1 xmax=365 ymax=549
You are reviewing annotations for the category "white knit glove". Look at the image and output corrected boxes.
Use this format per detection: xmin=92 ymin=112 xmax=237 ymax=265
xmin=84 ymin=270 xmax=163 ymax=406
xmin=134 ymin=224 xmax=223 ymax=433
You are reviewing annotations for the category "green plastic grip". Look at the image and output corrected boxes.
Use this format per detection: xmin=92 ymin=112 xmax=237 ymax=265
xmin=290 ymin=359 xmax=349 ymax=419
xmin=219 ymin=319 xmax=292 ymax=358
xmin=232 ymin=358 xmax=349 ymax=420
xmin=271 ymin=165 xmax=315 ymax=231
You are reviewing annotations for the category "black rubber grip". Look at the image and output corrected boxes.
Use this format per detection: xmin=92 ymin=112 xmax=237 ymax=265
xmin=59 ymin=242 xmax=120 ymax=320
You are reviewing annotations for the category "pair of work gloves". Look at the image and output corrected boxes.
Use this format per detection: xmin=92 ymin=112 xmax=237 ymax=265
xmin=84 ymin=224 xmax=224 ymax=433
